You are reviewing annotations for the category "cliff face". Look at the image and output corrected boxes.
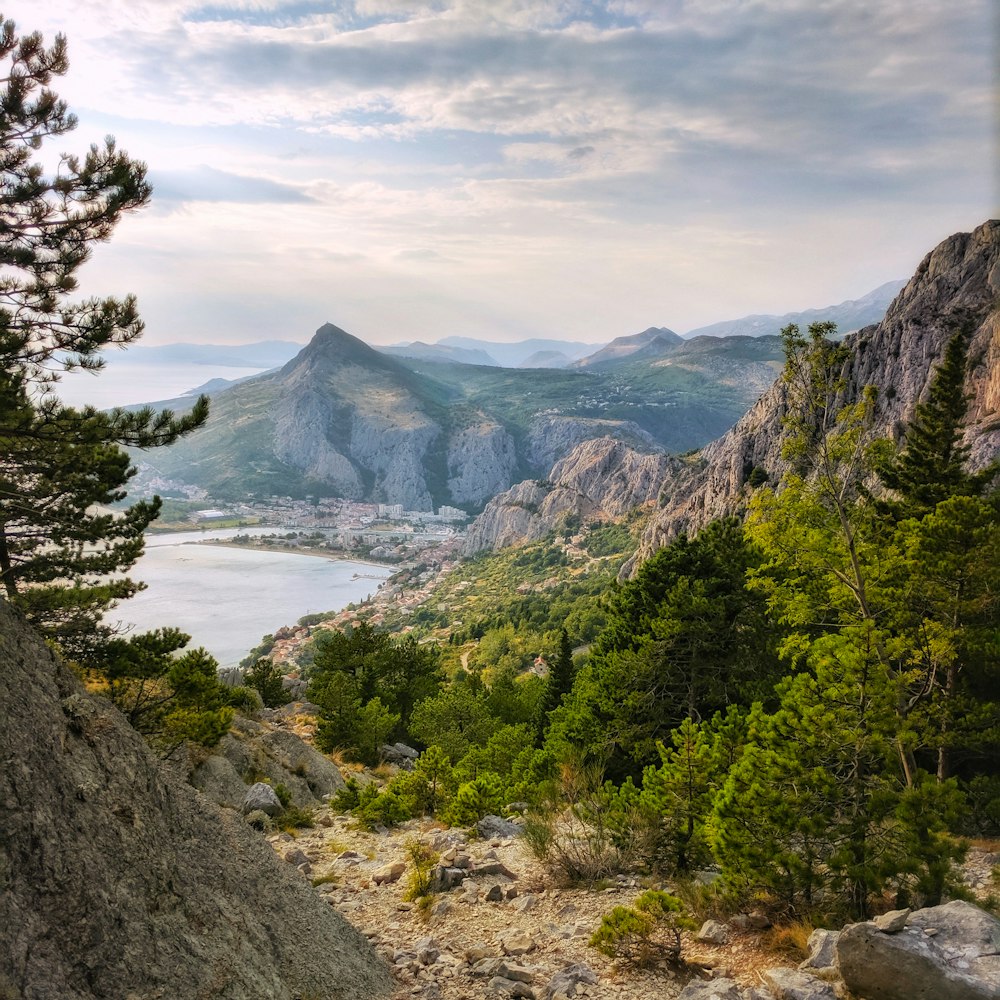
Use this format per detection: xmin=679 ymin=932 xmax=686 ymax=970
xmin=0 ymin=601 xmax=392 ymax=1000
xmin=446 ymin=418 xmax=518 ymax=506
xmin=463 ymin=437 xmax=676 ymax=553
xmin=628 ymin=220 xmax=1000 ymax=571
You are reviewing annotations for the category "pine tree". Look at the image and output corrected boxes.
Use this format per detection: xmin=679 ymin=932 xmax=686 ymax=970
xmin=0 ymin=18 xmax=208 ymax=660
xmin=877 ymin=324 xmax=997 ymax=520
xmin=539 ymin=627 xmax=575 ymax=725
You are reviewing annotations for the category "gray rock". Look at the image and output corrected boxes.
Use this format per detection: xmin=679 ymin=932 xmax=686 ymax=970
xmin=697 ymin=919 xmax=730 ymax=945
xmin=837 ymin=900 xmax=1000 ymax=1000
xmin=415 ymin=936 xmax=440 ymax=965
xmin=477 ymin=814 xmax=522 ymax=839
xmin=242 ymin=781 xmax=283 ymax=816
xmin=485 ymin=884 xmax=504 ymax=902
xmin=498 ymin=960 xmax=536 ymax=984
xmin=429 ymin=864 xmax=466 ymax=892
xmin=189 ymin=752 xmax=249 ymax=808
xmin=873 ymin=907 xmax=910 ymax=933
xmin=544 ymin=963 xmax=597 ymax=998
xmin=381 ymin=742 xmax=420 ymax=769
xmin=477 ymin=860 xmax=518 ymax=880
xmin=501 ymin=931 xmax=536 ymax=956
xmin=629 ymin=221 xmax=1000 ymax=573
xmin=200 ymin=720 xmax=345 ymax=812
xmin=799 ymin=928 xmax=839 ymax=971
xmin=489 ymin=976 xmax=535 ymax=998
xmin=465 ymin=943 xmax=493 ymax=964
xmin=0 ymin=599 xmax=392 ymax=1000
xmin=762 ymin=967 xmax=838 ymax=1000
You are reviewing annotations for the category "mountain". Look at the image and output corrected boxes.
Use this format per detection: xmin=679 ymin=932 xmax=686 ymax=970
xmin=572 ymin=326 xmax=683 ymax=369
xmin=379 ymin=341 xmax=499 ymax=366
xmin=0 ymin=599 xmax=391 ymax=1000
xmin=464 ymin=222 xmax=1000 ymax=558
xmin=437 ymin=336 xmax=599 ymax=367
xmin=113 ymin=339 xmax=305 ymax=368
xmin=519 ymin=349 xmax=573 ymax=368
xmin=682 ymin=279 xmax=905 ymax=340
xmin=136 ymin=322 xmax=786 ymax=510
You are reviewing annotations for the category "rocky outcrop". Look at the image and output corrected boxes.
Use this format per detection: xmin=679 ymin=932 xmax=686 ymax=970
xmin=190 ymin=714 xmax=346 ymax=811
xmin=836 ymin=900 xmax=1000 ymax=1000
xmin=628 ymin=220 xmax=1000 ymax=573
xmin=465 ymin=437 xmax=674 ymax=554
xmin=526 ymin=414 xmax=658 ymax=471
xmin=0 ymin=600 xmax=391 ymax=1000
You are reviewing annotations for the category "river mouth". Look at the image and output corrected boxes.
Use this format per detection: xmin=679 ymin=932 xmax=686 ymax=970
xmin=106 ymin=529 xmax=393 ymax=668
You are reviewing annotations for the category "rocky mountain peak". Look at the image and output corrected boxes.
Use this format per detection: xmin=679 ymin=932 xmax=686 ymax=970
xmin=282 ymin=321 xmax=397 ymax=378
xmin=626 ymin=219 xmax=1000 ymax=572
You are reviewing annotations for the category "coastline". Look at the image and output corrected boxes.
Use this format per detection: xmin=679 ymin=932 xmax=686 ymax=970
xmin=193 ymin=538 xmax=396 ymax=572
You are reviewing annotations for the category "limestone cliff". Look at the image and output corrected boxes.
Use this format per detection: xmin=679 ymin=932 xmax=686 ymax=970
xmin=627 ymin=220 xmax=1000 ymax=572
xmin=446 ymin=417 xmax=518 ymax=506
xmin=464 ymin=437 xmax=675 ymax=553
xmin=526 ymin=415 xmax=659 ymax=471
xmin=0 ymin=600 xmax=392 ymax=1000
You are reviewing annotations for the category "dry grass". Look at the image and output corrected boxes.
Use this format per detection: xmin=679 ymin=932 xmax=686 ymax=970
xmin=764 ymin=919 xmax=814 ymax=962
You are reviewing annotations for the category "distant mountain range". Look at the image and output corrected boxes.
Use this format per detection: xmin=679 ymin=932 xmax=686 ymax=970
xmin=681 ymin=280 xmax=905 ymax=340
xmin=131 ymin=278 xmax=907 ymax=511
xmin=135 ymin=322 xmax=788 ymax=510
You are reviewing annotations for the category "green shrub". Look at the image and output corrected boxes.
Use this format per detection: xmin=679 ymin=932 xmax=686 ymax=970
xmin=402 ymin=839 xmax=439 ymax=902
xmin=443 ymin=772 xmax=505 ymax=827
xmin=330 ymin=776 xmax=362 ymax=813
xmin=590 ymin=890 xmax=694 ymax=966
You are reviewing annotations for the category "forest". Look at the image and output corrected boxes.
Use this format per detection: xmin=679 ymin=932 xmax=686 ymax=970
xmin=284 ymin=321 xmax=1000 ymax=923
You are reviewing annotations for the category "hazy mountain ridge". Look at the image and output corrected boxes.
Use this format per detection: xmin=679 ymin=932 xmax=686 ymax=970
xmin=571 ymin=326 xmax=683 ymax=369
xmin=682 ymin=279 xmax=905 ymax=340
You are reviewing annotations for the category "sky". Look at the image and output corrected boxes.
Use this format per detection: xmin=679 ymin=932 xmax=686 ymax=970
xmin=20 ymin=0 xmax=999 ymax=349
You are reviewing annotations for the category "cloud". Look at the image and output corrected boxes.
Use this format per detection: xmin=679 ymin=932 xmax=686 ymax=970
xmin=19 ymin=1 xmax=997 ymax=346
xmin=149 ymin=165 xmax=315 ymax=203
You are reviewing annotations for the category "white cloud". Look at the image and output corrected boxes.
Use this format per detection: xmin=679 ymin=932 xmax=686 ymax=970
xmin=10 ymin=0 xmax=996 ymax=347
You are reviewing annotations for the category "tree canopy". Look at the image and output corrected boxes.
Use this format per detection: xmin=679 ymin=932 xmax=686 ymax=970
xmin=0 ymin=17 xmax=208 ymax=659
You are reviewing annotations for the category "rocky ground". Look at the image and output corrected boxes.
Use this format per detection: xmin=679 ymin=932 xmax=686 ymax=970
xmin=261 ymin=805 xmax=998 ymax=1000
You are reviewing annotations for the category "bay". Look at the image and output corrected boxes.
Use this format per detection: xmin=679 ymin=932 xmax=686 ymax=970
xmin=106 ymin=529 xmax=393 ymax=667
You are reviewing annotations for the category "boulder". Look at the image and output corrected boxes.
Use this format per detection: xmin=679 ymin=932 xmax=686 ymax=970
xmin=501 ymin=931 xmax=536 ymax=956
xmin=196 ymin=718 xmax=345 ymax=811
xmin=489 ymin=976 xmax=535 ymax=998
xmin=872 ymin=907 xmax=910 ymax=933
xmin=242 ymin=781 xmax=283 ymax=816
xmin=798 ymin=928 xmax=839 ymax=972
xmin=697 ymin=919 xmax=730 ymax=945
xmin=544 ymin=963 xmax=597 ymax=998
xmin=762 ymin=967 xmax=838 ymax=1000
xmin=189 ymin=752 xmax=249 ymax=808
xmin=0 ymin=600 xmax=391 ymax=1000
xmin=837 ymin=900 xmax=1000 ymax=1000
xmin=478 ymin=814 xmax=522 ymax=839
xmin=381 ymin=742 xmax=420 ymax=769
xmin=372 ymin=861 xmax=406 ymax=885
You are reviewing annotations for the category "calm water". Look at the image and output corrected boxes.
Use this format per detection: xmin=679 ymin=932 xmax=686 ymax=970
xmin=54 ymin=362 xmax=268 ymax=409
xmin=106 ymin=529 xmax=393 ymax=667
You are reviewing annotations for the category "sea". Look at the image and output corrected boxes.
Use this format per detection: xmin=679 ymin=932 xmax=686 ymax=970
xmin=106 ymin=529 xmax=393 ymax=668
